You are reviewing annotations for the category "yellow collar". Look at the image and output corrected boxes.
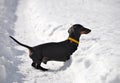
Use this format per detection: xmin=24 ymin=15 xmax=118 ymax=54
xmin=68 ymin=37 xmax=79 ymax=44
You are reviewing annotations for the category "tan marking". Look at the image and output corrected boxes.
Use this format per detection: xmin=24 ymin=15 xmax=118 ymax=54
xmin=80 ymin=31 xmax=89 ymax=34
xmin=29 ymin=49 xmax=32 ymax=57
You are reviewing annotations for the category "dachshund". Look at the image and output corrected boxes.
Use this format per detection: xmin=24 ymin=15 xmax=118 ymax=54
xmin=10 ymin=24 xmax=91 ymax=71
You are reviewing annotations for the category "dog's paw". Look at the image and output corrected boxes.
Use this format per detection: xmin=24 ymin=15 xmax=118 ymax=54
xmin=31 ymin=62 xmax=36 ymax=68
xmin=31 ymin=62 xmax=48 ymax=71
xmin=37 ymin=66 xmax=48 ymax=71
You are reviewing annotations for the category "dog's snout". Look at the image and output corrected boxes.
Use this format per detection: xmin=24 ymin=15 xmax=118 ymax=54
xmin=87 ymin=29 xmax=91 ymax=33
xmin=85 ymin=28 xmax=91 ymax=34
xmin=80 ymin=28 xmax=91 ymax=34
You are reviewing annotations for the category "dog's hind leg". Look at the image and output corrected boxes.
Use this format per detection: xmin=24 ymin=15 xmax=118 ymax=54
xmin=42 ymin=57 xmax=49 ymax=64
xmin=37 ymin=64 xmax=48 ymax=71
xmin=31 ymin=61 xmax=48 ymax=71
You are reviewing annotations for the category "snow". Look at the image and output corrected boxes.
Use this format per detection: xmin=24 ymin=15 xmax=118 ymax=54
xmin=0 ymin=0 xmax=24 ymax=83
xmin=0 ymin=0 xmax=120 ymax=83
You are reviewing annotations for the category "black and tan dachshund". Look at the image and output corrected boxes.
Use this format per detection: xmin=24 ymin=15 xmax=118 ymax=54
xmin=10 ymin=24 xmax=91 ymax=71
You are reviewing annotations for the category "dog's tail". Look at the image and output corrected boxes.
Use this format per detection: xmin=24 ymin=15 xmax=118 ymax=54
xmin=9 ymin=36 xmax=32 ymax=50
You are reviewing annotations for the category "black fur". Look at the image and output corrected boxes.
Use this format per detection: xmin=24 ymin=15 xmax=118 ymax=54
xmin=10 ymin=24 xmax=91 ymax=71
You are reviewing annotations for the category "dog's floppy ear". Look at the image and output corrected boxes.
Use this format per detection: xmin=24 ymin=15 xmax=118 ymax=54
xmin=68 ymin=27 xmax=74 ymax=34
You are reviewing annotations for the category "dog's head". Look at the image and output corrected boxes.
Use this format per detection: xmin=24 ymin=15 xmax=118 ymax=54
xmin=68 ymin=24 xmax=91 ymax=35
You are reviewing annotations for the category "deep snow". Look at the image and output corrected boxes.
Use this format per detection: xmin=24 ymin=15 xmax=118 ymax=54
xmin=0 ymin=0 xmax=25 ymax=83
xmin=0 ymin=0 xmax=120 ymax=83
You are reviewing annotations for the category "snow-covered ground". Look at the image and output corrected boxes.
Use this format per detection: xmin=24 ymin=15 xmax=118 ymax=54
xmin=0 ymin=0 xmax=120 ymax=83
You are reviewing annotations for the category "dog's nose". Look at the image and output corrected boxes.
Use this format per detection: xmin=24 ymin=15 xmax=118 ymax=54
xmin=86 ymin=29 xmax=91 ymax=34
xmin=88 ymin=29 xmax=91 ymax=33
